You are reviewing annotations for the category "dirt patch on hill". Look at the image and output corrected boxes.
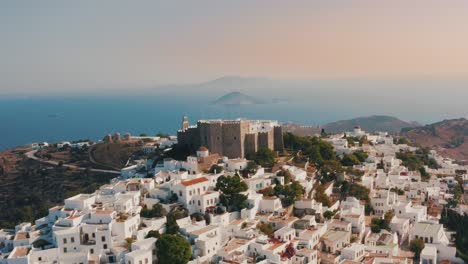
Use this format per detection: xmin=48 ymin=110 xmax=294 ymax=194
xmin=89 ymin=141 xmax=142 ymax=169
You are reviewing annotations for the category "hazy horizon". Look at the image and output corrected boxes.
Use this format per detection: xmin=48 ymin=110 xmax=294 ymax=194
xmin=3 ymin=1 xmax=468 ymax=94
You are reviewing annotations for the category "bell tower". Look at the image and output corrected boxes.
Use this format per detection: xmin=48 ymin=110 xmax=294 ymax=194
xmin=181 ymin=115 xmax=189 ymax=131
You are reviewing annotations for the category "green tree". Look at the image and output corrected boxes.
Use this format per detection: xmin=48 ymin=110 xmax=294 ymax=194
xmin=145 ymin=230 xmax=161 ymax=239
xmin=215 ymin=175 xmax=248 ymax=195
xmin=274 ymin=181 xmax=305 ymax=207
xmin=141 ymin=203 xmax=167 ymax=218
xmin=246 ymin=161 xmax=258 ymax=174
xmin=257 ymin=223 xmax=274 ymax=237
xmin=247 ymin=148 xmax=276 ymax=167
xmin=370 ymin=218 xmax=383 ymax=233
xmin=419 ymin=167 xmax=430 ymax=180
xmin=209 ymin=164 xmax=223 ymax=174
xmin=323 ymin=210 xmax=334 ymax=220
xmin=215 ymin=175 xmax=249 ymax=212
xmin=348 ymin=184 xmax=370 ymax=202
xmin=156 ymin=234 xmax=191 ymax=264
xmin=409 ymin=238 xmax=425 ymax=260
xmin=314 ymin=185 xmax=332 ymax=207
xmin=261 ymin=187 xmax=275 ymax=197
xmin=397 ymin=137 xmax=410 ymax=145
xmin=353 ymin=150 xmax=368 ymax=162
xmin=341 ymin=154 xmax=361 ymax=166
xmin=165 ymin=214 xmax=180 ymax=234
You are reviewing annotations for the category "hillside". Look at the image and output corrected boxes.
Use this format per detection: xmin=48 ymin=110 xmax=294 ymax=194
xmin=89 ymin=141 xmax=143 ymax=169
xmin=0 ymin=148 xmax=115 ymax=228
xmin=212 ymin=91 xmax=265 ymax=105
xmin=402 ymin=118 xmax=468 ymax=162
xmin=323 ymin=115 xmax=420 ymax=133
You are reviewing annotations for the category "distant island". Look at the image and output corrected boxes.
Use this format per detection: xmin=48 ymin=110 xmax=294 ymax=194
xmin=211 ymin=91 xmax=266 ymax=105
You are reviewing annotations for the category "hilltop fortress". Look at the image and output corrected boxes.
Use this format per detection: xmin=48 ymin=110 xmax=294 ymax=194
xmin=177 ymin=116 xmax=284 ymax=158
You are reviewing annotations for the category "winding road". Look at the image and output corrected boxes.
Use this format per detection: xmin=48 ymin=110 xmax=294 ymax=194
xmin=25 ymin=150 xmax=120 ymax=174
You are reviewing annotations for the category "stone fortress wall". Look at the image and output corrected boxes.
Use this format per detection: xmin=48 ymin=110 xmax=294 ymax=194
xmin=177 ymin=117 xmax=284 ymax=158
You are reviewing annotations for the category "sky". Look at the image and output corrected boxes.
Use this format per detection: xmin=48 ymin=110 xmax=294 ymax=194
xmin=2 ymin=0 xmax=468 ymax=94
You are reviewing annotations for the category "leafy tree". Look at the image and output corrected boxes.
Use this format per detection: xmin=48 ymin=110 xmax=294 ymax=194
xmin=219 ymin=193 xmax=248 ymax=212
xmin=165 ymin=214 xmax=180 ymax=234
xmin=33 ymin=239 xmax=51 ymax=249
xmin=261 ymin=187 xmax=275 ymax=197
xmin=341 ymin=154 xmax=361 ymax=166
xmin=139 ymin=133 xmax=148 ymax=137
xmin=209 ymin=164 xmax=223 ymax=174
xmin=247 ymin=148 xmax=276 ymax=167
xmin=215 ymin=175 xmax=248 ymax=195
xmin=257 ymin=223 xmax=274 ymax=237
xmin=419 ymin=167 xmax=430 ymax=180
xmin=314 ymin=184 xmax=332 ymax=207
xmin=346 ymin=137 xmax=356 ymax=147
xmin=323 ymin=210 xmax=334 ymax=220
xmin=396 ymin=149 xmax=432 ymax=172
xmin=348 ymin=184 xmax=370 ymax=202
xmin=246 ymin=161 xmax=258 ymax=174
xmin=276 ymin=169 xmax=293 ymax=184
xmin=409 ymin=238 xmax=425 ymax=260
xmin=377 ymin=159 xmax=385 ymax=170
xmin=440 ymin=208 xmax=468 ymax=262
xmin=321 ymin=128 xmax=327 ymax=137
xmin=371 ymin=218 xmax=383 ymax=233
xmin=383 ymin=210 xmax=394 ymax=228
xmin=283 ymin=133 xmax=339 ymax=169
xmin=396 ymin=137 xmax=410 ymax=145
xmin=156 ymin=234 xmax=191 ymax=264
xmin=141 ymin=203 xmax=167 ymax=218
xmin=390 ymin=187 xmax=404 ymax=195
xmin=215 ymin=175 xmax=248 ymax=212
xmin=353 ymin=150 xmax=368 ymax=162
xmin=274 ymin=181 xmax=305 ymax=207
xmin=145 ymin=230 xmax=161 ymax=239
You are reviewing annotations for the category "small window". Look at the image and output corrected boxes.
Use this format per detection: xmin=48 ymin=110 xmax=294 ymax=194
xmin=63 ymin=238 xmax=67 ymax=244
xmin=71 ymin=237 xmax=75 ymax=243
xmin=102 ymin=236 xmax=106 ymax=242
xmin=63 ymin=247 xmax=67 ymax=253
xmin=103 ymin=244 xmax=108 ymax=249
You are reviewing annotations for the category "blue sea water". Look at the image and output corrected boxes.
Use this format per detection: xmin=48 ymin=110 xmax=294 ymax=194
xmin=0 ymin=95 xmax=336 ymax=150
xmin=0 ymin=91 xmax=466 ymax=150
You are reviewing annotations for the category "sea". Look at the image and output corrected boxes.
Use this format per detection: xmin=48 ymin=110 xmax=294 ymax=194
xmin=0 ymin=89 xmax=467 ymax=150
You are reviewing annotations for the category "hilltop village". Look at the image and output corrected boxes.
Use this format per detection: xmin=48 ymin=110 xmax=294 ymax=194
xmin=1 ymin=117 xmax=468 ymax=264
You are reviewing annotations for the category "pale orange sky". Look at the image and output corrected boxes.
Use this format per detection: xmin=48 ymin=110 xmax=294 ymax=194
xmin=2 ymin=0 xmax=468 ymax=92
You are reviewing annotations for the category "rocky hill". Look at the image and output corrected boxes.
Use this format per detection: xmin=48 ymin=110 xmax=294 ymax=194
xmin=212 ymin=91 xmax=265 ymax=105
xmin=401 ymin=118 xmax=468 ymax=162
xmin=323 ymin=115 xmax=420 ymax=133
xmin=0 ymin=148 xmax=115 ymax=228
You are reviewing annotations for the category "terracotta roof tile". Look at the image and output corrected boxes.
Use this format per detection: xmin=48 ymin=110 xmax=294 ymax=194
xmin=181 ymin=177 xmax=208 ymax=187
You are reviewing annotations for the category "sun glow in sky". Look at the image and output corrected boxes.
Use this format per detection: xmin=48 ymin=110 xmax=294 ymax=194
xmin=2 ymin=0 xmax=468 ymax=92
